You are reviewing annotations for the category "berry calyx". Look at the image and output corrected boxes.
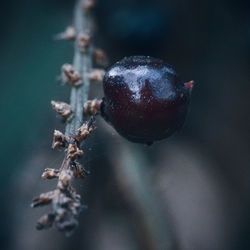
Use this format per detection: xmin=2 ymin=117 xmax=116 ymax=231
xmin=101 ymin=56 xmax=193 ymax=144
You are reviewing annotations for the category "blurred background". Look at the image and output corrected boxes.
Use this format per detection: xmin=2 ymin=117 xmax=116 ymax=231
xmin=0 ymin=0 xmax=250 ymax=249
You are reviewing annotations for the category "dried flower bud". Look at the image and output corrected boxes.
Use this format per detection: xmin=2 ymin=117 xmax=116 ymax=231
xmin=31 ymin=191 xmax=55 ymax=207
xmin=77 ymin=32 xmax=91 ymax=52
xmin=67 ymin=143 xmax=83 ymax=160
xmin=71 ymin=161 xmax=90 ymax=178
xmin=52 ymin=130 xmax=69 ymax=149
xmin=55 ymin=217 xmax=78 ymax=234
xmin=58 ymin=169 xmax=73 ymax=190
xmin=57 ymin=195 xmax=72 ymax=207
xmin=83 ymin=99 xmax=102 ymax=116
xmin=42 ymin=168 xmax=60 ymax=179
xmin=54 ymin=207 xmax=67 ymax=219
xmin=75 ymin=117 xmax=96 ymax=142
xmin=70 ymin=203 xmax=81 ymax=216
xmin=54 ymin=26 xmax=76 ymax=40
xmin=93 ymin=49 xmax=108 ymax=67
xmin=61 ymin=64 xmax=82 ymax=87
xmin=51 ymin=101 xmax=72 ymax=118
xmin=36 ymin=213 xmax=55 ymax=230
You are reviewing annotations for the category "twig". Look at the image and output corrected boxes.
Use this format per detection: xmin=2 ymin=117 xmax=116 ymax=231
xmin=31 ymin=0 xmax=95 ymax=236
xmin=66 ymin=0 xmax=93 ymax=135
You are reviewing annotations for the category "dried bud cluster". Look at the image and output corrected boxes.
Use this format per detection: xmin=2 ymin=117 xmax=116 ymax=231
xmin=32 ymin=186 xmax=83 ymax=235
xmin=32 ymin=118 xmax=96 ymax=235
xmin=87 ymin=69 xmax=106 ymax=82
xmin=42 ymin=168 xmax=60 ymax=179
xmin=57 ymin=168 xmax=74 ymax=190
xmin=51 ymin=101 xmax=72 ymax=119
xmin=77 ymin=32 xmax=91 ymax=52
xmin=83 ymin=99 xmax=102 ymax=116
xmin=36 ymin=213 xmax=55 ymax=230
xmin=54 ymin=25 xmax=92 ymax=54
xmin=67 ymin=143 xmax=84 ymax=160
xmin=61 ymin=64 xmax=82 ymax=87
xmin=71 ymin=161 xmax=90 ymax=178
xmin=75 ymin=117 xmax=96 ymax=141
xmin=52 ymin=130 xmax=69 ymax=149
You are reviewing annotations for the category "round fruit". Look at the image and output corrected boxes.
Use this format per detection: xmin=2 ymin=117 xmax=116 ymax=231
xmin=101 ymin=56 xmax=193 ymax=144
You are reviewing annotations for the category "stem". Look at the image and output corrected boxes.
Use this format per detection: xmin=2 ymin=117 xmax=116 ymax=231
xmin=66 ymin=0 xmax=93 ymax=136
xmin=32 ymin=0 xmax=96 ymax=235
xmin=113 ymin=143 xmax=177 ymax=250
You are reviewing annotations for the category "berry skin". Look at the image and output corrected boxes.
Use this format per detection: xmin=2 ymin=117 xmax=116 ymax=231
xmin=101 ymin=56 xmax=193 ymax=144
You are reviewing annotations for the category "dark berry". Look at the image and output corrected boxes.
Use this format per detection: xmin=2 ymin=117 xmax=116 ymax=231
xmin=101 ymin=56 xmax=193 ymax=144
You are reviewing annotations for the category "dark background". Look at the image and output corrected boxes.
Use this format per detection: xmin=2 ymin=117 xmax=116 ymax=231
xmin=0 ymin=0 xmax=249 ymax=249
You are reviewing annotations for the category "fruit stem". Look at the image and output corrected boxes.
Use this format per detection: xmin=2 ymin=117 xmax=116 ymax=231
xmin=113 ymin=143 xmax=178 ymax=250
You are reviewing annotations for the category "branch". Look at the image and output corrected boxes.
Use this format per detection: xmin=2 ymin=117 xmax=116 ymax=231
xmin=66 ymin=0 xmax=93 ymax=136
xmin=31 ymin=0 xmax=96 ymax=236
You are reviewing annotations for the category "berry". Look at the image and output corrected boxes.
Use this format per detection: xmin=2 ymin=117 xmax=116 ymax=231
xmin=101 ymin=56 xmax=193 ymax=144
